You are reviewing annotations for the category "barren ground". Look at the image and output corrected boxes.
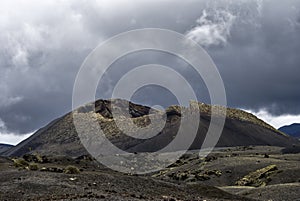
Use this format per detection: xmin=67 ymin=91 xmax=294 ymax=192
xmin=0 ymin=146 xmax=299 ymax=201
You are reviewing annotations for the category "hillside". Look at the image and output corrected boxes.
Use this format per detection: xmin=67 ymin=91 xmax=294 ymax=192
xmin=279 ymin=123 xmax=300 ymax=138
xmin=0 ymin=144 xmax=13 ymax=155
xmin=4 ymin=99 xmax=299 ymax=157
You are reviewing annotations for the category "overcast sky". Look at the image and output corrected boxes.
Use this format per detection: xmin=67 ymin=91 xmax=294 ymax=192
xmin=1 ymin=0 xmax=300 ymax=145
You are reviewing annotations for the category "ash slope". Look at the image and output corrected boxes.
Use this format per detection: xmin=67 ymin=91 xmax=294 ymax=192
xmin=4 ymin=99 xmax=299 ymax=157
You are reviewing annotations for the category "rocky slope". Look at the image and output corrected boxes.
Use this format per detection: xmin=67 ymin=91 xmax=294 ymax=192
xmin=4 ymin=99 xmax=299 ymax=157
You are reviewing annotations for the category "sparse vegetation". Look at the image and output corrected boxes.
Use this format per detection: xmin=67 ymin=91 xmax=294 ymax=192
xmin=28 ymin=163 xmax=39 ymax=171
xmin=12 ymin=158 xmax=39 ymax=171
xmin=64 ymin=165 xmax=80 ymax=174
xmin=12 ymin=158 xmax=29 ymax=168
xmin=23 ymin=153 xmax=44 ymax=163
xmin=236 ymin=164 xmax=278 ymax=187
xmin=2 ymin=146 xmax=300 ymax=201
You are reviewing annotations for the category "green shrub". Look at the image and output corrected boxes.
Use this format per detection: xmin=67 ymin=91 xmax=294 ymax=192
xmin=12 ymin=158 xmax=29 ymax=168
xmin=34 ymin=153 xmax=43 ymax=163
xmin=28 ymin=163 xmax=39 ymax=171
xmin=23 ymin=153 xmax=43 ymax=163
xmin=64 ymin=165 xmax=80 ymax=174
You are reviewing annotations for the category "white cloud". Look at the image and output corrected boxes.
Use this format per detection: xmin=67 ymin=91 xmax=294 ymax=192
xmin=0 ymin=118 xmax=34 ymax=145
xmin=0 ymin=132 xmax=33 ymax=145
xmin=245 ymin=109 xmax=300 ymax=129
xmin=185 ymin=0 xmax=265 ymax=47
xmin=186 ymin=9 xmax=236 ymax=47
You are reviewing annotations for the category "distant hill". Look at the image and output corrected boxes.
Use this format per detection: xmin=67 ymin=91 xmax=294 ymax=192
xmin=4 ymin=99 xmax=299 ymax=157
xmin=0 ymin=144 xmax=13 ymax=155
xmin=279 ymin=123 xmax=300 ymax=138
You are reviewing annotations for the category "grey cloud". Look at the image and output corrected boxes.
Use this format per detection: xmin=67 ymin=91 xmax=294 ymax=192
xmin=0 ymin=0 xmax=300 ymax=136
xmin=208 ymin=0 xmax=300 ymax=115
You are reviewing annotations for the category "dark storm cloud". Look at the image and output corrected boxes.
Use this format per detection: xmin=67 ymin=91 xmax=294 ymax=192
xmin=0 ymin=0 xmax=300 ymax=136
xmin=0 ymin=0 xmax=206 ymax=134
xmin=207 ymin=0 xmax=300 ymax=115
